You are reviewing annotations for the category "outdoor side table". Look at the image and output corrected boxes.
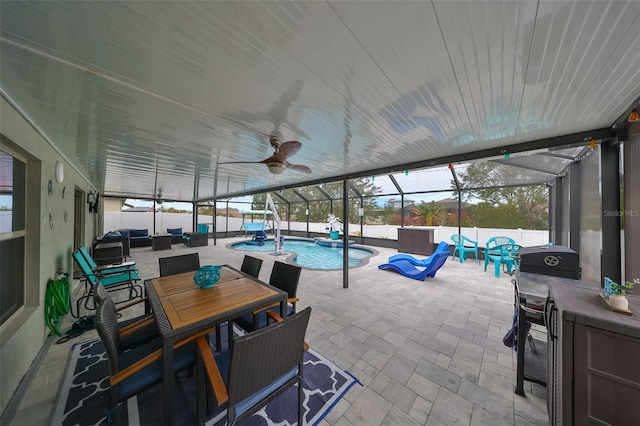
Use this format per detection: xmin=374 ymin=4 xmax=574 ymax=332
xmin=152 ymin=235 xmax=172 ymax=251
xmin=93 ymin=242 xmax=124 ymax=265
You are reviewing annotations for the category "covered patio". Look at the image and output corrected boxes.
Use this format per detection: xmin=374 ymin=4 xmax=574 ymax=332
xmin=2 ymin=1 xmax=640 ymax=424
xmin=13 ymin=239 xmax=548 ymax=425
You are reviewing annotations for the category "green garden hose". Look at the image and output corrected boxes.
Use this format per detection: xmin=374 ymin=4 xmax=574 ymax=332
xmin=45 ymin=273 xmax=71 ymax=336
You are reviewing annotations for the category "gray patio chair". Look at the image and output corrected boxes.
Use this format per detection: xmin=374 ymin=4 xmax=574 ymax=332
xmin=158 ymin=253 xmax=201 ymax=277
xmin=196 ymin=306 xmax=312 ymax=425
xmin=95 ymin=298 xmax=213 ymax=419
xmin=240 ymin=255 xmax=263 ymax=279
xmin=234 ymin=261 xmax=301 ymax=332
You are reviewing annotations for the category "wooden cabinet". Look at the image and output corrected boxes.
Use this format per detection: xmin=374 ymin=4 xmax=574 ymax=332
xmin=397 ymin=228 xmax=434 ymax=256
xmin=547 ymin=283 xmax=640 ymax=425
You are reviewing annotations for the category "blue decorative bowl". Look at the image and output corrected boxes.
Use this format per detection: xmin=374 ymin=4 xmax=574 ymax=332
xmin=193 ymin=265 xmax=221 ymax=289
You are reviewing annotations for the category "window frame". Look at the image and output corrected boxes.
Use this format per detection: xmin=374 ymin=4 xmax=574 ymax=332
xmin=0 ymin=145 xmax=27 ymax=326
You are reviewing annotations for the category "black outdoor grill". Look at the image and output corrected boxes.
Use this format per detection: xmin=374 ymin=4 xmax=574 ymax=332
xmin=518 ymin=245 xmax=580 ymax=280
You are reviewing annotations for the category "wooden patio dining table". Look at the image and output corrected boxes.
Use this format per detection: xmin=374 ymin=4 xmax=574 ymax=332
xmin=144 ymin=265 xmax=288 ymax=425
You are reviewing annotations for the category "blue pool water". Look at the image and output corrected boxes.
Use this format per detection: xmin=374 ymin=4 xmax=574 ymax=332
xmin=230 ymin=239 xmax=374 ymax=270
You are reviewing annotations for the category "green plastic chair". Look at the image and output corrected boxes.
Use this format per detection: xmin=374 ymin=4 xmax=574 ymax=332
xmin=484 ymin=237 xmax=517 ymax=277
xmin=500 ymin=243 xmax=522 ymax=274
xmin=72 ymin=250 xmax=142 ymax=315
xmin=450 ymin=234 xmax=479 ymax=263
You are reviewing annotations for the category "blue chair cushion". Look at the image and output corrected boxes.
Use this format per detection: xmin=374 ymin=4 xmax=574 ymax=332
xmin=99 ymin=271 xmax=141 ymax=286
xmin=214 ymin=350 xmax=298 ymax=420
xmin=130 ymin=229 xmax=149 ymax=238
xmin=235 ymin=304 xmax=295 ymax=332
xmin=117 ymin=340 xmax=196 ymax=398
xmin=118 ymin=229 xmax=131 ymax=239
xmin=118 ymin=317 xmax=159 ymax=350
xmin=166 ymin=227 xmax=183 ymax=235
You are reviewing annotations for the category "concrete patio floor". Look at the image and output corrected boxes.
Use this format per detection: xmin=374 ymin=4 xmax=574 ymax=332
xmin=9 ymin=237 xmax=548 ymax=425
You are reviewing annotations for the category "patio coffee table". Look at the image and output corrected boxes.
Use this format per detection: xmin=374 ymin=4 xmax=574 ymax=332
xmin=151 ymin=235 xmax=172 ymax=251
xmin=93 ymin=241 xmax=124 ymax=265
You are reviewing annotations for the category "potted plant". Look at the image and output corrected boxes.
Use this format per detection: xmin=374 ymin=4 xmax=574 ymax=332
xmin=609 ymin=279 xmax=637 ymax=310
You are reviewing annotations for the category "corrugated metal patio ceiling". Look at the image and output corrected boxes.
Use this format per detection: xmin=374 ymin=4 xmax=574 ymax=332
xmin=1 ymin=1 xmax=639 ymax=201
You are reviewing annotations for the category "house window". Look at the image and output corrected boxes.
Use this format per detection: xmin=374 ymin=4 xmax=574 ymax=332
xmin=0 ymin=148 xmax=26 ymax=325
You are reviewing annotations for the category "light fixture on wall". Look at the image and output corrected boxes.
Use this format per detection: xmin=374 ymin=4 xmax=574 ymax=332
xmin=55 ymin=161 xmax=64 ymax=183
xmin=629 ymin=108 xmax=639 ymax=123
xmin=87 ymin=192 xmax=98 ymax=213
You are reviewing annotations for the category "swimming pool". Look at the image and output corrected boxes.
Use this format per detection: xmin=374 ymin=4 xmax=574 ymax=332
xmin=229 ymin=238 xmax=376 ymax=270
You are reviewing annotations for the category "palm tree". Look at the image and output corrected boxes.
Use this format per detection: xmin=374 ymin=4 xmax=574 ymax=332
xmin=412 ymin=201 xmax=444 ymax=226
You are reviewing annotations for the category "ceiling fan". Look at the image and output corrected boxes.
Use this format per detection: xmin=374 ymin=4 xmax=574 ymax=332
xmin=220 ymin=131 xmax=312 ymax=174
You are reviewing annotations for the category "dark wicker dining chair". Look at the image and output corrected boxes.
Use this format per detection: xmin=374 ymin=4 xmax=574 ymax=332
xmin=234 ymin=261 xmax=301 ymax=333
xmin=95 ymin=298 xmax=212 ymax=418
xmin=91 ymin=283 xmax=158 ymax=351
xmin=240 ymin=255 xmax=263 ymax=279
xmin=197 ymin=306 xmax=312 ymax=425
xmin=158 ymin=253 xmax=200 ymax=277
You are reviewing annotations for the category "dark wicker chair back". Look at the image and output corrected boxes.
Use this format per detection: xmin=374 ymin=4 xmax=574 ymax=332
xmin=227 ymin=306 xmax=312 ymax=425
xmin=91 ymin=282 xmax=158 ymax=350
xmin=93 ymin=282 xmax=109 ymax=305
xmin=95 ymin=298 xmax=124 ymax=375
xmin=159 ymin=253 xmax=200 ymax=277
xmin=95 ymin=298 xmax=198 ymax=413
xmin=268 ymin=262 xmax=301 ymax=299
xmin=92 ymin=283 xmax=115 ymax=313
xmin=241 ymin=255 xmax=263 ymax=279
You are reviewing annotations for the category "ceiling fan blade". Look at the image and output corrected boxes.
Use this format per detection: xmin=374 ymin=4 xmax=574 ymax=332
xmin=259 ymin=154 xmax=281 ymax=164
xmin=274 ymin=141 xmax=302 ymax=161
xmin=285 ymin=161 xmax=312 ymax=173
xmin=218 ymin=161 xmax=265 ymax=165
xmin=219 ymin=139 xmax=305 ymax=172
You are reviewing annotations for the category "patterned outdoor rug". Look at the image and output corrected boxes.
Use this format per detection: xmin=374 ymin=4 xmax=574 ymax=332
xmin=51 ymin=332 xmax=360 ymax=426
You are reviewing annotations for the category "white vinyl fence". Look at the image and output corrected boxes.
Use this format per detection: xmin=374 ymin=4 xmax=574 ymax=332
xmin=104 ymin=212 xmax=549 ymax=247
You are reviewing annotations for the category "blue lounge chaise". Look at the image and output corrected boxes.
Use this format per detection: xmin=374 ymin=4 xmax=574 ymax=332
xmin=388 ymin=241 xmax=450 ymax=266
xmin=378 ymin=251 xmax=450 ymax=281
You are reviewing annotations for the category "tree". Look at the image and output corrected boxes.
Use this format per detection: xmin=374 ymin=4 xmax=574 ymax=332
xmin=412 ymin=201 xmax=444 ymax=225
xmin=455 ymin=162 xmax=548 ymax=229
xmin=467 ymin=202 xmax=531 ymax=229
xmin=162 ymin=207 xmax=192 ymax=214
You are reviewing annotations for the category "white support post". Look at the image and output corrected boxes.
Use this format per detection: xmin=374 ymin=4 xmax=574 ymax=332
xmin=265 ymin=193 xmax=283 ymax=255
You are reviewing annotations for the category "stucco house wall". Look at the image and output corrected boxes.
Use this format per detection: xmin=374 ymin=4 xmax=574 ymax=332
xmin=0 ymin=97 xmax=96 ymax=414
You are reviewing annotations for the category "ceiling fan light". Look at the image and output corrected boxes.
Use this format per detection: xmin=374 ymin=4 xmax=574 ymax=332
xmin=267 ymin=163 xmax=286 ymax=174
xmin=629 ymin=109 xmax=639 ymax=123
